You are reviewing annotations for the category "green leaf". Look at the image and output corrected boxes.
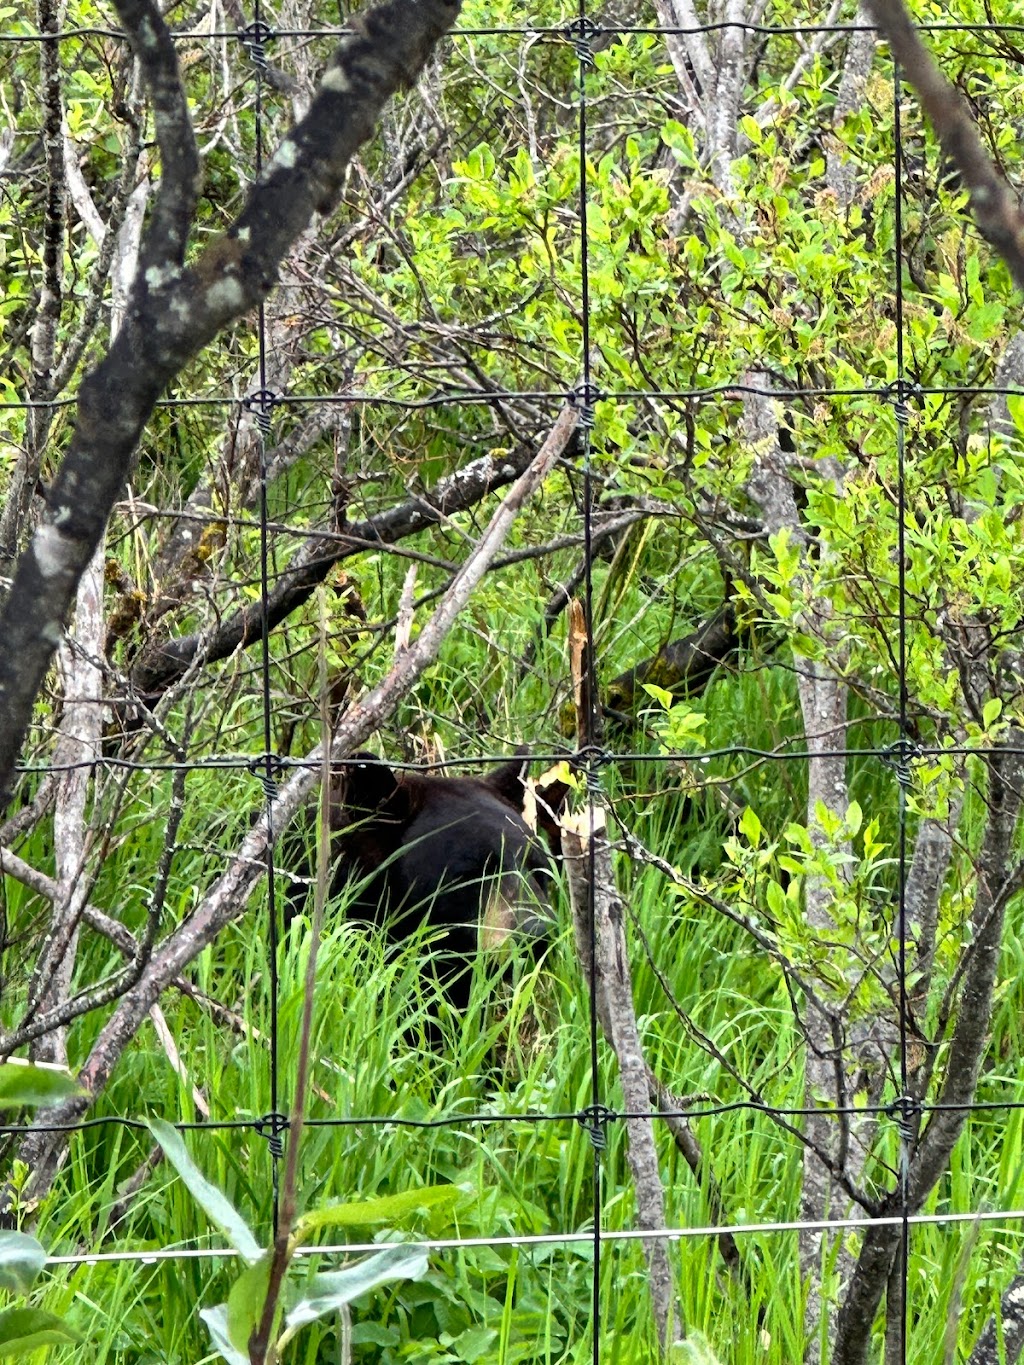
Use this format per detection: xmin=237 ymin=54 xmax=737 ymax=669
xmin=0 ymin=1307 xmax=80 ymax=1358
xmin=765 ymin=880 xmax=787 ymax=919
xmin=983 ymin=697 xmax=1002 ymax=729
xmin=296 ymin=1185 xmax=467 ymax=1238
xmin=445 ymin=1324 xmax=498 ymax=1361
xmin=0 ymin=1233 xmax=46 ymax=1293
xmin=784 ymin=823 xmax=814 ymax=855
xmin=739 ymin=807 xmax=762 ymax=848
xmin=0 ymin=1063 xmax=82 ymax=1111
xmin=1006 ymin=392 xmax=1024 ymax=434
xmin=199 ymin=1305 xmax=249 ymax=1365
xmin=285 ymin=1246 xmax=429 ymax=1333
xmin=147 ymin=1118 xmax=262 ymax=1264
xmin=640 ymin=683 xmax=674 ymax=711
xmin=226 ymin=1256 xmax=272 ymax=1354
xmin=768 ymin=526 xmax=800 ymax=584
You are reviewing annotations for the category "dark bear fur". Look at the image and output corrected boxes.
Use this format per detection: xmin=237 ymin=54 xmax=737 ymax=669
xmin=327 ymin=751 xmax=565 ymax=1042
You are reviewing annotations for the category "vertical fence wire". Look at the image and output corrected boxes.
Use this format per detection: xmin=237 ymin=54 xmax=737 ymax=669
xmin=891 ymin=58 xmax=912 ymax=1365
xmin=246 ymin=1 xmax=286 ymax=1230
xmin=571 ymin=7 xmax=606 ymax=1361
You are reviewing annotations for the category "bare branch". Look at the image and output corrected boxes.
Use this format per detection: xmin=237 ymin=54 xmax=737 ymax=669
xmin=0 ymin=0 xmax=464 ymax=809
xmin=128 ymin=430 xmax=564 ymax=698
xmin=0 ymin=0 xmax=67 ymax=572
xmin=864 ymin=0 xmax=1024 ymax=292
xmin=112 ymin=0 xmax=199 ymax=273
xmin=563 ymin=804 xmax=684 ymax=1352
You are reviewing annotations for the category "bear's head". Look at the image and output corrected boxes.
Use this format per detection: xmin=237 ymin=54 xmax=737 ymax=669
xmin=330 ymin=751 xmax=565 ymax=955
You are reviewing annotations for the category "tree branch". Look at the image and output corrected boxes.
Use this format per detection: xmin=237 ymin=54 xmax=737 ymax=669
xmin=128 ymin=432 xmax=558 ymax=698
xmin=864 ymin=0 xmax=1024 ymax=292
xmin=112 ymin=0 xmax=198 ymax=273
xmin=833 ymin=731 xmax=1024 ymax=1365
xmin=0 ymin=0 xmax=464 ymax=810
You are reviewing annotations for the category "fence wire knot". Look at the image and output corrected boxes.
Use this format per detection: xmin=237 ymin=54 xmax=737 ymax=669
xmin=255 ymin=1112 xmax=289 ymax=1159
xmin=886 ymin=1094 xmax=921 ymax=1146
xmin=574 ymin=743 xmax=609 ymax=796
xmin=250 ymin=753 xmax=282 ymax=801
xmin=569 ymin=381 xmax=601 ymax=430
xmin=243 ymin=388 xmax=277 ymax=433
xmin=565 ymin=16 xmax=599 ymax=67
xmin=577 ymin=1103 xmax=615 ymax=1150
xmin=238 ymin=20 xmax=274 ymax=71
xmin=882 ymin=378 xmax=921 ymax=427
xmin=881 ymin=737 xmax=919 ymax=789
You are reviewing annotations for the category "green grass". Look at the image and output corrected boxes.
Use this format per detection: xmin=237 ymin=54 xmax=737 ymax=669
xmin=5 ymin=639 xmax=1024 ymax=1362
xmin=7 ymin=846 xmax=1024 ymax=1363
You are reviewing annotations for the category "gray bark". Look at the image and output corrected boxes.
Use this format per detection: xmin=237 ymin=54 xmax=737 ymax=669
xmin=969 ymin=1275 xmax=1024 ymax=1365
xmin=833 ymin=732 xmax=1024 ymax=1364
xmin=0 ymin=0 xmax=464 ymax=810
xmin=29 ymin=555 xmax=103 ymax=1069
xmin=825 ymin=9 xmax=877 ymax=208
xmin=28 ymin=143 xmax=146 ymax=1069
xmin=742 ymin=373 xmax=853 ymax=1355
xmin=563 ymin=804 xmax=684 ymax=1355
xmin=0 ymin=0 xmax=66 ymax=572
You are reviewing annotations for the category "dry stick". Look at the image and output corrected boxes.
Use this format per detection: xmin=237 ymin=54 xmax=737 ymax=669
xmin=1 ymin=761 xmax=185 ymax=1054
xmin=863 ymin=0 xmax=1024 ymax=293
xmin=323 ymin=400 xmax=580 ymax=764
xmin=645 ymin=1067 xmax=749 ymax=1288
xmin=561 ymin=804 xmax=684 ymax=1355
xmin=0 ymin=844 xmax=245 ymax=1050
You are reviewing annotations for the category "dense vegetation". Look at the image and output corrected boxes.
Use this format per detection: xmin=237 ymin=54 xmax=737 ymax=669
xmin=4 ymin=0 xmax=1024 ymax=1360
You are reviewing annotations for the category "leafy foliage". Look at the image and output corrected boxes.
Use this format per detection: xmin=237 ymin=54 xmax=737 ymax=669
xmin=6 ymin=0 xmax=1024 ymax=1360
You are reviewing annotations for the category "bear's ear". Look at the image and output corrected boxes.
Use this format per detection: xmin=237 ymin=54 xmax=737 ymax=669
xmin=335 ymin=752 xmax=399 ymax=816
xmin=484 ymin=747 xmax=531 ymax=811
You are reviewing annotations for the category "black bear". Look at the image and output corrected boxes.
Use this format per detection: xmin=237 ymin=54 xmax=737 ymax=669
xmin=324 ymin=751 xmax=566 ymax=1044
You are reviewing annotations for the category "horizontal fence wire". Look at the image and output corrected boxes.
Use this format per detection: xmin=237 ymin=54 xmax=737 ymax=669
xmin=2 ymin=383 xmax=1024 ymax=408
xmin=6 ymin=19 xmax=1024 ymax=39
xmin=34 ymin=1207 xmax=1024 ymax=1269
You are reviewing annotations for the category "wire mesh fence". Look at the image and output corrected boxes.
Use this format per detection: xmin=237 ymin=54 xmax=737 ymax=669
xmin=3 ymin=1 xmax=1024 ymax=1361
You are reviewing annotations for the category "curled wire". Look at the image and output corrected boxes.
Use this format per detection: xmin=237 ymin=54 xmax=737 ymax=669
xmin=254 ymin=1111 xmax=290 ymax=1159
xmin=238 ymin=19 xmax=274 ymax=70
xmin=243 ymin=387 xmax=277 ymax=434
xmin=882 ymin=378 xmax=922 ymax=428
xmin=881 ymin=738 xmax=919 ymax=790
xmin=249 ymin=754 xmax=282 ymax=802
xmin=570 ymin=380 xmax=601 ymax=430
xmin=565 ymin=16 xmax=598 ymax=67
xmin=577 ymin=1104 xmax=615 ymax=1150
